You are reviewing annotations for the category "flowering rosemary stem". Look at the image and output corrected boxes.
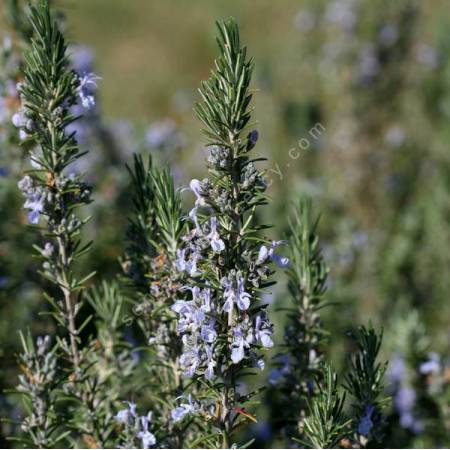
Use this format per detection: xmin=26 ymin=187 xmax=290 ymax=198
xmin=17 ymin=0 xmax=94 ymax=371
xmin=170 ymin=17 xmax=284 ymax=448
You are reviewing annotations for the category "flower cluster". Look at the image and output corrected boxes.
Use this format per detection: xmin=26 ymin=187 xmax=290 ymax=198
xmin=115 ymin=402 xmax=156 ymax=449
xmin=76 ymin=72 xmax=100 ymax=110
xmin=17 ymin=334 xmax=59 ymax=448
xmin=172 ymin=177 xmax=280 ymax=381
xmin=165 ymin=19 xmax=293 ymax=445
xmin=388 ymin=352 xmax=424 ymax=433
xmin=17 ymin=175 xmax=45 ymax=223
xmin=171 ymin=394 xmax=201 ymax=423
xmin=172 ymin=285 xmax=217 ymax=379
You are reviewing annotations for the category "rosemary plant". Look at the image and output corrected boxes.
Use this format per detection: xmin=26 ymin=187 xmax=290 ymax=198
xmin=120 ymin=154 xmax=189 ymax=448
xmin=5 ymin=3 xmax=401 ymax=449
xmin=168 ymin=17 xmax=289 ymax=448
xmin=271 ymin=200 xmax=329 ymax=438
xmin=14 ymin=1 xmax=120 ymax=446
xmin=16 ymin=333 xmax=61 ymax=448
xmin=301 ymin=364 xmax=351 ymax=449
xmin=344 ymin=325 xmax=388 ymax=447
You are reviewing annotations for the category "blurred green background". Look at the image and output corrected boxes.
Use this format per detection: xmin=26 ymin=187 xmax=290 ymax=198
xmin=51 ymin=0 xmax=450 ymax=339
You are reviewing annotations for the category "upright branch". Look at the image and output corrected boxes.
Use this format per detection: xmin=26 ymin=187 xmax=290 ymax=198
xmin=271 ymin=199 xmax=330 ymax=439
xmin=15 ymin=0 xmax=105 ymax=445
xmin=170 ymin=18 xmax=288 ymax=448
xmin=344 ymin=325 xmax=388 ymax=447
xmin=121 ymin=154 xmax=187 ymax=447
xmin=300 ymin=364 xmax=351 ymax=449
xmin=16 ymin=333 xmax=61 ymax=448
xmin=17 ymin=0 xmax=93 ymax=369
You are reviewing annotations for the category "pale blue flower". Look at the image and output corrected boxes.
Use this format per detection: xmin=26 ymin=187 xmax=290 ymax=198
xmin=77 ymin=72 xmax=100 ymax=109
xmin=138 ymin=412 xmax=156 ymax=449
xmin=256 ymin=244 xmax=270 ymax=264
xmin=257 ymin=240 xmax=289 ymax=268
xmin=230 ymin=324 xmax=253 ymax=364
xmin=171 ymin=395 xmax=197 ymax=422
xmin=221 ymin=275 xmax=251 ymax=312
xmin=221 ymin=277 xmax=235 ymax=313
xmin=70 ymin=46 xmax=94 ymax=73
xmin=188 ymin=205 xmax=202 ymax=234
xmin=24 ymin=193 xmax=44 ymax=224
xmin=18 ymin=176 xmax=45 ymax=224
xmin=189 ymin=179 xmax=205 ymax=206
xmin=419 ymin=352 xmax=440 ymax=375
xmin=114 ymin=401 xmax=137 ymax=423
xmin=205 ymin=344 xmax=216 ymax=380
xmin=12 ymin=109 xmax=27 ymax=128
xmin=138 ymin=430 xmax=156 ymax=449
xmin=388 ymin=352 xmax=406 ymax=386
xmin=236 ymin=276 xmax=251 ymax=310
xmin=255 ymin=314 xmax=274 ymax=348
xmin=358 ymin=404 xmax=374 ymax=436
xmin=180 ymin=346 xmax=201 ymax=377
xmin=231 ymin=333 xmax=245 ymax=364
xmin=201 ymin=320 xmax=217 ymax=343
xmin=12 ymin=109 xmax=31 ymax=140
xmin=200 ymin=287 xmax=212 ymax=313
xmin=175 ymin=248 xmax=187 ymax=272
xmin=115 ymin=409 xmax=129 ymax=424
xmin=206 ymin=216 xmax=225 ymax=252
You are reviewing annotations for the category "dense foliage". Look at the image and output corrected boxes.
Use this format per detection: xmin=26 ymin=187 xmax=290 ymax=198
xmin=0 ymin=1 xmax=448 ymax=449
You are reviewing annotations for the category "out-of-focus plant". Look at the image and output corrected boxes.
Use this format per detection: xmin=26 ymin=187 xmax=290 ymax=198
xmin=268 ymin=198 xmax=388 ymax=449
xmin=344 ymin=325 xmax=388 ymax=447
xmin=267 ymin=200 xmax=329 ymax=440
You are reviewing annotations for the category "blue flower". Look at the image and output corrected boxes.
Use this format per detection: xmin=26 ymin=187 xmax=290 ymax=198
xmin=24 ymin=192 xmax=45 ymax=224
xmin=70 ymin=46 xmax=94 ymax=73
xmin=236 ymin=276 xmax=251 ymax=310
xmin=77 ymin=72 xmax=100 ymax=109
xmin=188 ymin=205 xmax=202 ymax=234
xmin=12 ymin=109 xmax=31 ymax=140
xmin=171 ymin=395 xmax=198 ymax=422
xmin=175 ymin=248 xmax=187 ymax=272
xmin=230 ymin=322 xmax=253 ymax=364
xmin=138 ymin=430 xmax=156 ymax=449
xmin=255 ymin=314 xmax=274 ymax=348
xmin=221 ymin=277 xmax=235 ymax=312
xmin=205 ymin=344 xmax=216 ymax=380
xmin=257 ymin=240 xmax=289 ymax=268
xmin=358 ymin=404 xmax=374 ymax=436
xmin=180 ymin=346 xmax=201 ymax=377
xmin=419 ymin=352 xmax=441 ymax=375
xmin=189 ymin=179 xmax=205 ymax=206
xmin=201 ymin=320 xmax=217 ymax=343
xmin=206 ymin=217 xmax=225 ymax=252
xmin=18 ymin=176 xmax=45 ymax=224
xmin=114 ymin=401 xmax=137 ymax=423
xmin=387 ymin=352 xmax=406 ymax=387
xmin=247 ymin=129 xmax=259 ymax=150
xmin=221 ymin=274 xmax=251 ymax=312
xmin=138 ymin=412 xmax=156 ymax=449
xmin=268 ymin=354 xmax=290 ymax=385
